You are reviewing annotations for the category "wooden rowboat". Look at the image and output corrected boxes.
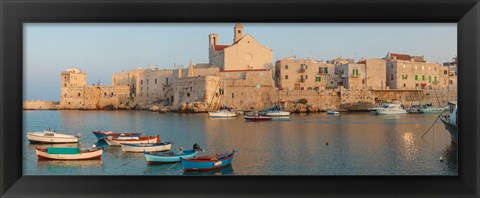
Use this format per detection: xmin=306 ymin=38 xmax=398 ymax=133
xmin=26 ymin=130 xmax=80 ymax=144
xmin=181 ymin=150 xmax=237 ymax=171
xmin=104 ymin=135 xmax=160 ymax=146
xmin=144 ymin=143 xmax=204 ymax=164
xmin=35 ymin=147 xmax=102 ymax=160
xmin=121 ymin=142 xmax=173 ymax=153
xmin=92 ymin=130 xmax=142 ymax=140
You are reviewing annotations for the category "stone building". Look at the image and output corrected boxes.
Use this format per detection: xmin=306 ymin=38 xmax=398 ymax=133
xmin=209 ymin=23 xmax=273 ymax=71
xmin=60 ymin=68 xmax=130 ymax=109
xmin=384 ymin=52 xmax=455 ymax=90
xmin=275 ymin=57 xmax=335 ymax=91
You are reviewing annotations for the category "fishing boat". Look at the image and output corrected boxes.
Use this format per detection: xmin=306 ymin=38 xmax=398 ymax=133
xmin=121 ymin=142 xmax=173 ymax=153
xmin=35 ymin=147 xmax=102 ymax=160
xmin=372 ymin=103 xmax=407 ymax=115
xmin=406 ymin=105 xmax=424 ymax=114
xmin=144 ymin=143 xmax=204 ymax=164
xmin=92 ymin=130 xmax=142 ymax=140
xmin=326 ymin=110 xmax=339 ymax=115
xmin=104 ymin=135 xmax=160 ymax=146
xmin=421 ymin=104 xmax=445 ymax=114
xmin=26 ymin=130 xmax=80 ymax=144
xmin=263 ymin=106 xmax=290 ymax=117
xmin=208 ymin=106 xmax=238 ymax=117
xmin=440 ymin=101 xmax=457 ymax=144
xmin=181 ymin=150 xmax=237 ymax=171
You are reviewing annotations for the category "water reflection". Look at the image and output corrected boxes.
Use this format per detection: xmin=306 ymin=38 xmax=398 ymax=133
xmin=183 ymin=165 xmax=234 ymax=176
xmin=442 ymin=142 xmax=457 ymax=172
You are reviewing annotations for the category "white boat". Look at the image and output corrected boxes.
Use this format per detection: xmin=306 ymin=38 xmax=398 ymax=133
xmin=440 ymin=101 xmax=457 ymax=144
xmin=264 ymin=111 xmax=291 ymax=117
xmin=35 ymin=147 xmax=102 ymax=160
xmin=327 ymin=110 xmax=339 ymax=115
xmin=373 ymin=104 xmax=407 ymax=115
xmin=104 ymin=135 xmax=159 ymax=146
xmin=208 ymin=109 xmax=238 ymax=117
xmin=26 ymin=130 xmax=80 ymax=143
xmin=120 ymin=142 xmax=173 ymax=153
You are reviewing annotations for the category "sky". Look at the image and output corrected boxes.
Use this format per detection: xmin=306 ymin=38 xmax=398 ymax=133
xmin=24 ymin=23 xmax=457 ymax=101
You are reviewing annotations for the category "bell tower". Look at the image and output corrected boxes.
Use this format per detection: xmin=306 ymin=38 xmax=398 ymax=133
xmin=234 ymin=23 xmax=243 ymax=43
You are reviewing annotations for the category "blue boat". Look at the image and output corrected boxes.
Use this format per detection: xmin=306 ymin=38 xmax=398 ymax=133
xmin=181 ymin=150 xmax=237 ymax=171
xmin=144 ymin=143 xmax=203 ymax=164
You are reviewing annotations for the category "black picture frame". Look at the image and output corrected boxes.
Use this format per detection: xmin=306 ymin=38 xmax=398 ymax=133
xmin=1 ymin=0 xmax=479 ymax=197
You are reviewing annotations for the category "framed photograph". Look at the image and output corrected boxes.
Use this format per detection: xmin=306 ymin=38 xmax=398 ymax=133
xmin=1 ymin=0 xmax=478 ymax=197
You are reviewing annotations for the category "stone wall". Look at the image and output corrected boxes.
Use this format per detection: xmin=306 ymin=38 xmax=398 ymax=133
xmin=23 ymin=100 xmax=59 ymax=110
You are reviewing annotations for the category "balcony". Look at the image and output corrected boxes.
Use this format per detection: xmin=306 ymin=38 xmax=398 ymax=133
xmin=297 ymin=78 xmax=305 ymax=83
xmin=298 ymin=68 xmax=305 ymax=73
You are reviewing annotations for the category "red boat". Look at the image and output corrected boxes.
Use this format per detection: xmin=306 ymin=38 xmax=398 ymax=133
xmin=244 ymin=116 xmax=273 ymax=121
xmin=92 ymin=130 xmax=142 ymax=139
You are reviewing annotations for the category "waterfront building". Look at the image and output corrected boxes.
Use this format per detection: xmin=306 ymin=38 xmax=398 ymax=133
xmin=384 ymin=52 xmax=455 ymax=90
xmin=209 ymin=23 xmax=273 ymax=71
xmin=275 ymin=57 xmax=335 ymax=91
xmin=60 ymin=68 xmax=130 ymax=109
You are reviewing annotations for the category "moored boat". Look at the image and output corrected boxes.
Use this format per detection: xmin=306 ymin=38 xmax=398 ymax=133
xmin=26 ymin=130 xmax=80 ymax=144
xmin=263 ymin=106 xmax=290 ymax=117
xmin=327 ymin=110 xmax=339 ymax=115
xmin=406 ymin=105 xmax=423 ymax=114
xmin=35 ymin=147 xmax=102 ymax=160
xmin=144 ymin=143 xmax=204 ymax=164
xmin=104 ymin=135 xmax=160 ymax=146
xmin=92 ymin=130 xmax=142 ymax=140
xmin=121 ymin=142 xmax=173 ymax=153
xmin=373 ymin=104 xmax=407 ymax=115
xmin=208 ymin=105 xmax=238 ymax=117
xmin=181 ymin=150 xmax=237 ymax=171
xmin=440 ymin=101 xmax=457 ymax=144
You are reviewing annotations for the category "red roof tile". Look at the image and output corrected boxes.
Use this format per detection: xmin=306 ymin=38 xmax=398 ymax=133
xmin=214 ymin=45 xmax=230 ymax=51
xmin=390 ymin=53 xmax=411 ymax=61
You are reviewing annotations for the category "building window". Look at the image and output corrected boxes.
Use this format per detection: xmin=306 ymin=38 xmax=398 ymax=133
xmin=428 ymin=76 xmax=432 ymax=83
xmin=415 ymin=65 xmax=418 ymax=70
xmin=403 ymin=64 xmax=406 ymax=69
xmin=187 ymin=93 xmax=190 ymax=97
xmin=305 ymin=75 xmax=308 ymax=79
xmin=391 ymin=75 xmax=394 ymax=80
xmin=166 ymin=78 xmax=169 ymax=85
xmin=141 ymin=87 xmax=143 ymax=91
xmin=315 ymin=77 xmax=321 ymax=82
xmin=404 ymin=83 xmax=406 ymax=87
xmin=285 ymin=75 xmax=288 ymax=80
xmin=64 ymin=76 xmax=67 ymax=80
xmin=449 ymin=80 xmax=453 ymax=84
xmin=64 ymin=83 xmax=67 ymax=87
xmin=155 ymin=79 xmax=157 ymax=84
xmin=285 ymin=65 xmax=288 ymax=69
xmin=141 ymin=80 xmax=143 ymax=85
xmin=422 ymin=75 xmax=425 ymax=81
xmin=444 ymin=70 xmax=448 ymax=75
xmin=428 ymin=66 xmax=431 ymax=70
xmin=147 ymin=79 xmax=149 ymax=84
xmin=78 ymin=93 xmax=81 ymax=97
xmin=305 ymin=65 xmax=308 ymax=69
xmin=352 ymin=69 xmax=359 ymax=77
xmin=190 ymin=87 xmax=192 ymax=92
xmin=434 ymin=67 xmax=437 ymax=71
xmin=415 ymin=75 xmax=418 ymax=80
xmin=402 ymin=74 xmax=408 ymax=79
xmin=232 ymin=93 xmax=234 ymax=98
xmin=434 ymin=76 xmax=437 ymax=83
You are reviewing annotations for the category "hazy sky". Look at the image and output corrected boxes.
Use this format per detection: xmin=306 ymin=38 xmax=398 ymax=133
xmin=24 ymin=23 xmax=457 ymax=101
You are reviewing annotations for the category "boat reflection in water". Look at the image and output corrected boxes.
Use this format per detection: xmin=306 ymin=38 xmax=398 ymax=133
xmin=95 ymin=140 xmax=109 ymax=149
xmin=36 ymin=159 xmax=102 ymax=167
xmin=183 ymin=165 xmax=234 ymax=176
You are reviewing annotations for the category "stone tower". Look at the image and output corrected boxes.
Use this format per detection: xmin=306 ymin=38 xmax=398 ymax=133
xmin=60 ymin=68 xmax=86 ymax=106
xmin=234 ymin=23 xmax=243 ymax=43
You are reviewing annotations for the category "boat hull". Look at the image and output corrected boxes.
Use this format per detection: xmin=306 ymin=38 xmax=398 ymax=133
xmin=27 ymin=132 xmax=79 ymax=143
xmin=208 ymin=111 xmax=237 ymax=117
xmin=181 ymin=151 xmax=236 ymax=171
xmin=92 ymin=131 xmax=142 ymax=139
xmin=264 ymin=111 xmax=290 ymax=117
xmin=121 ymin=142 xmax=172 ymax=153
xmin=440 ymin=116 xmax=458 ymax=144
xmin=35 ymin=148 xmax=102 ymax=160
xmin=105 ymin=136 xmax=159 ymax=146
xmin=374 ymin=109 xmax=407 ymax=115
xmin=145 ymin=150 xmax=198 ymax=164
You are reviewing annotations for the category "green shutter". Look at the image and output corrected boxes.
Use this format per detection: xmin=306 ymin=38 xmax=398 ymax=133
xmin=415 ymin=75 xmax=418 ymax=80
xmin=434 ymin=76 xmax=437 ymax=82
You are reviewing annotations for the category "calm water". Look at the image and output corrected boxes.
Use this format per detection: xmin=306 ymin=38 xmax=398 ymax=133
xmin=23 ymin=110 xmax=457 ymax=175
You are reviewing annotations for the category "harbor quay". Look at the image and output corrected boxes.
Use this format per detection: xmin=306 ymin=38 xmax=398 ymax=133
xmin=24 ymin=23 xmax=458 ymax=111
